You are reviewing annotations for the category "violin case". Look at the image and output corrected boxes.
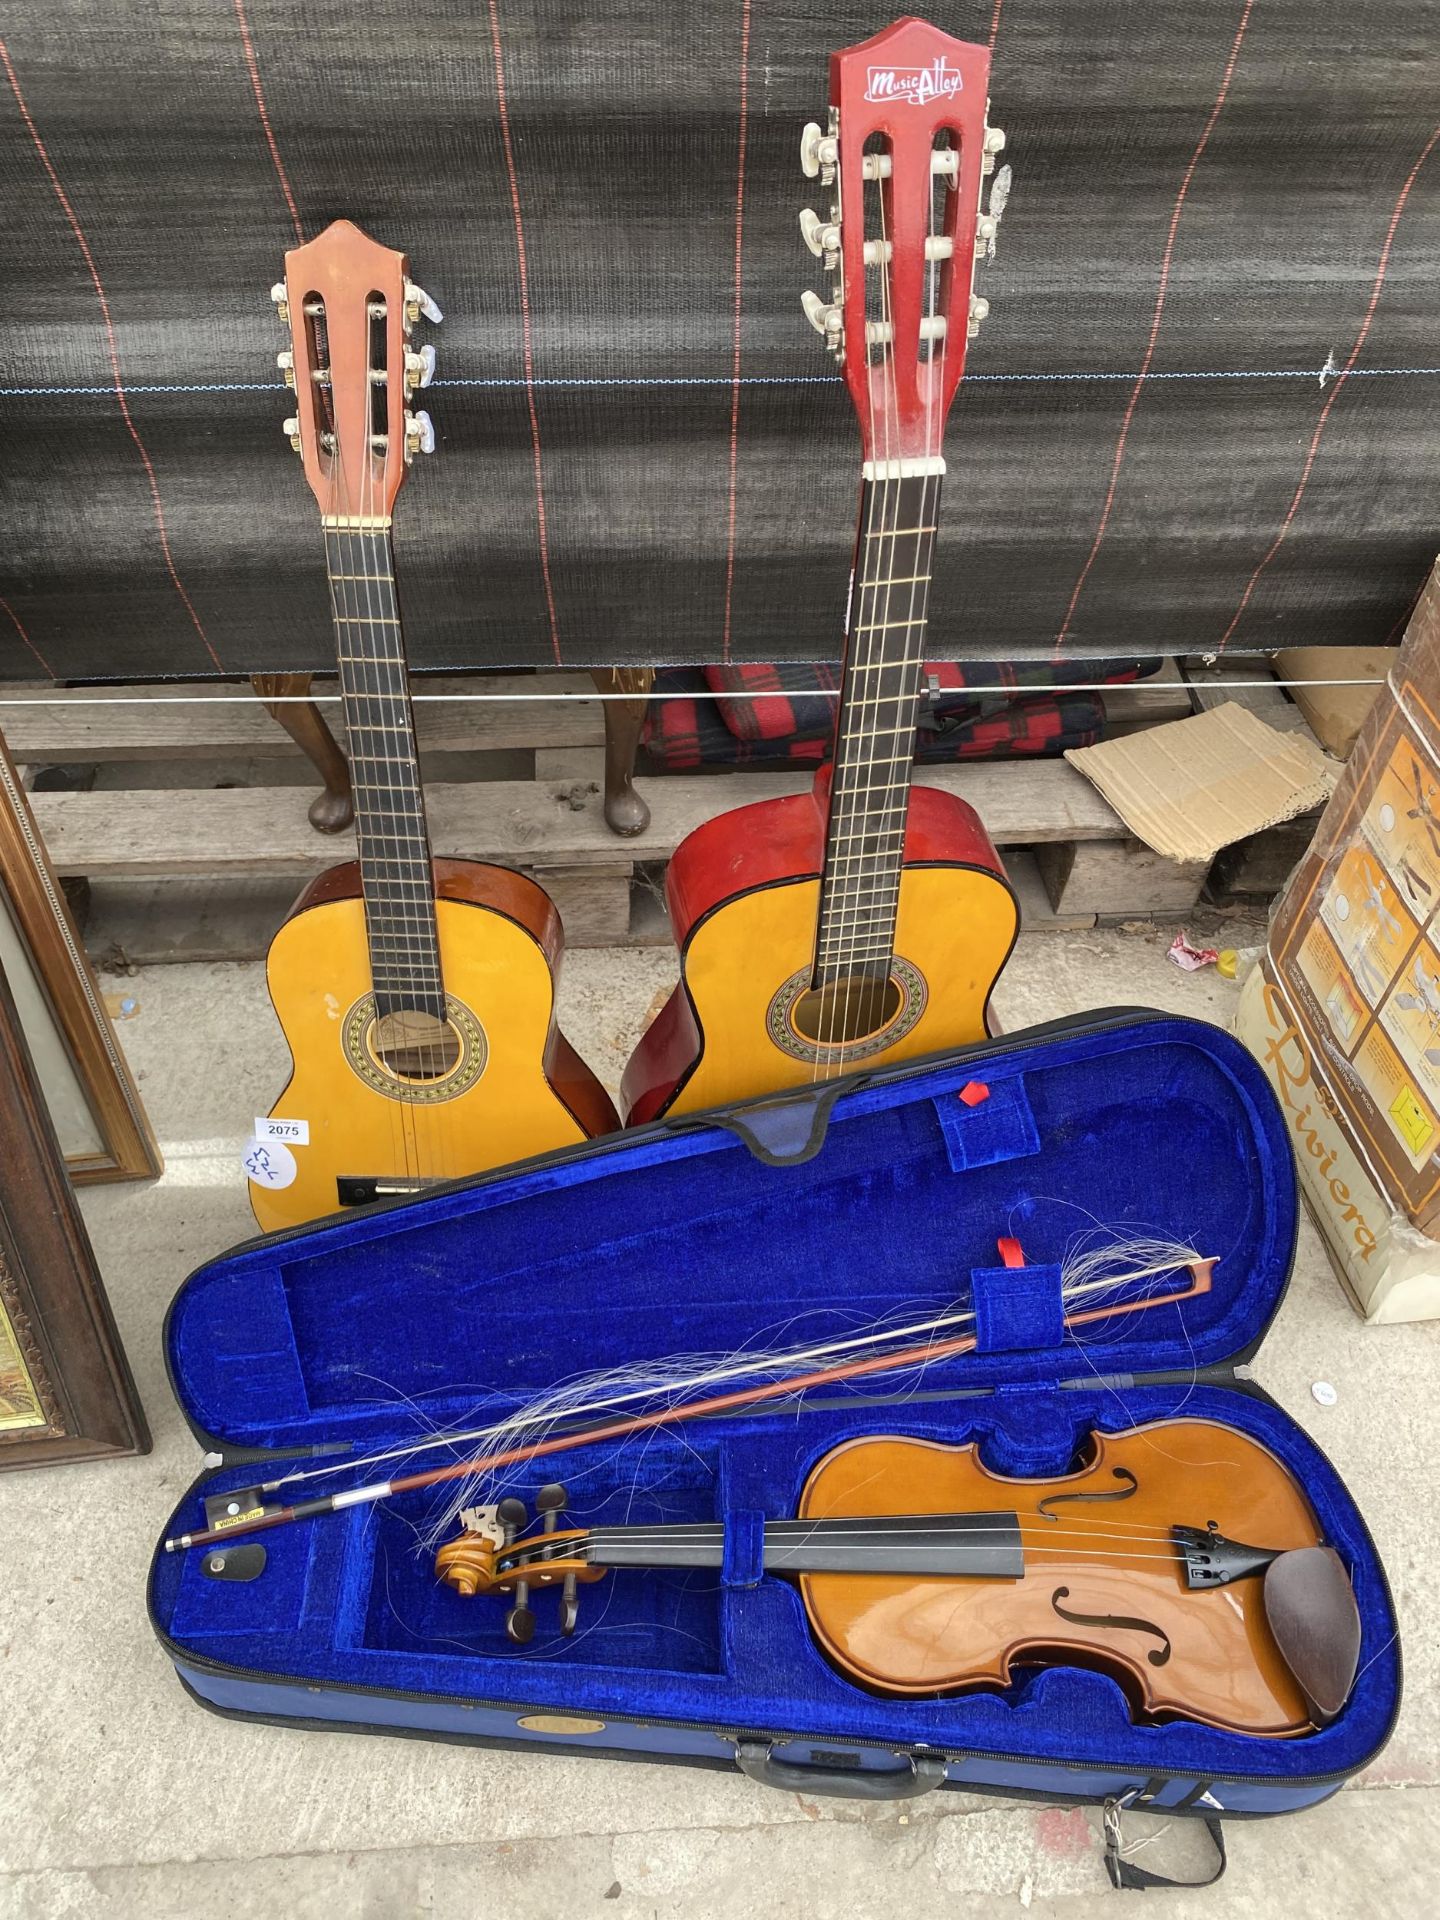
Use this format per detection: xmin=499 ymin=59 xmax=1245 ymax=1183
xmin=150 ymin=1009 xmax=1400 ymax=1881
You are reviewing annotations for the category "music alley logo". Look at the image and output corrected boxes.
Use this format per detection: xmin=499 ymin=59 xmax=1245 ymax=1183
xmin=864 ymin=58 xmax=964 ymax=107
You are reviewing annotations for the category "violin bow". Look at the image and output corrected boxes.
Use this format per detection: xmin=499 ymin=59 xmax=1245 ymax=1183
xmin=164 ymin=1258 xmax=1214 ymax=1556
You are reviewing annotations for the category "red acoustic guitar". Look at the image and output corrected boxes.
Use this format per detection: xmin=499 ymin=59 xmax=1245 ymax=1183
xmin=623 ymin=17 xmax=1018 ymax=1125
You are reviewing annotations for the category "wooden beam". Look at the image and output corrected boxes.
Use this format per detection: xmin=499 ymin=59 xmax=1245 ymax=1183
xmin=30 ymin=760 xmax=1129 ymax=881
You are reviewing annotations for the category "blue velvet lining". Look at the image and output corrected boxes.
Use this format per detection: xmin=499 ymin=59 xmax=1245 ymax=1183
xmin=973 ymin=1263 xmax=1064 ymax=1351
xmin=934 ymin=1077 xmax=1040 ymax=1171
xmin=153 ymin=1015 xmax=1398 ymax=1783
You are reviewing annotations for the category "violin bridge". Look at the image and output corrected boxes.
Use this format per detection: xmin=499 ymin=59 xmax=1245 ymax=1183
xmin=457 ymin=1503 xmax=505 ymax=1546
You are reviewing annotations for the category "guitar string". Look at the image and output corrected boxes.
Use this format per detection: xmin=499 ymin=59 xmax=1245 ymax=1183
xmin=818 ymin=127 xmax=900 ymax=1078
xmin=326 ymin=386 xmax=412 ymax=1195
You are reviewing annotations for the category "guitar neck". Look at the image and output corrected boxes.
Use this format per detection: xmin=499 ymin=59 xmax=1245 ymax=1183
xmin=323 ymin=519 xmax=444 ymax=1020
xmin=814 ymin=465 xmax=943 ymax=986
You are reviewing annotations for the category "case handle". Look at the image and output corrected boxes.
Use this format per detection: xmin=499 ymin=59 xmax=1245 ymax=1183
xmin=734 ymin=1740 xmax=947 ymax=1800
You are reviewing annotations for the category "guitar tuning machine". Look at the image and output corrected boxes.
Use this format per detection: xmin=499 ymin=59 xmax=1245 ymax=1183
xmin=802 ymin=289 xmax=844 ymax=345
xmin=967 ymin=294 xmax=990 ymax=340
xmin=799 ymin=207 xmax=841 ymax=272
xmin=404 ymin=343 xmax=437 ymax=395
xmin=800 ymin=119 xmax=838 ymax=187
xmin=403 ymin=280 xmax=443 ymax=332
xmin=403 ymin=409 xmax=436 ymax=461
xmin=981 ymin=124 xmax=1006 ymax=177
xmin=269 ymin=280 xmax=289 ymax=325
xmin=281 ymin=414 xmax=302 ymax=454
xmin=276 ymin=348 xmax=296 ymax=390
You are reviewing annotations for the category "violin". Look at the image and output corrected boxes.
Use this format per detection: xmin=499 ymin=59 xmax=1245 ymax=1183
xmin=435 ymin=1420 xmax=1362 ymax=1739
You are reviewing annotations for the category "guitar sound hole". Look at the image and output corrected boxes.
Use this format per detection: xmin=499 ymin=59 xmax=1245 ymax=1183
xmin=368 ymin=1009 xmax=463 ymax=1083
xmin=789 ymin=975 xmax=904 ymax=1047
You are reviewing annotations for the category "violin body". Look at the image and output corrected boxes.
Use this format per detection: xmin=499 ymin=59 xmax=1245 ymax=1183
xmin=798 ymin=1424 xmax=1320 ymax=1736
xmin=251 ymin=858 xmax=618 ymax=1232
xmin=621 ymin=778 xmax=1018 ymax=1125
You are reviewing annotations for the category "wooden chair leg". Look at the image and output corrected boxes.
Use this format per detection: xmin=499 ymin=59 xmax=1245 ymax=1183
xmin=251 ymin=672 xmax=354 ymax=834
xmin=591 ymin=666 xmax=654 ymax=837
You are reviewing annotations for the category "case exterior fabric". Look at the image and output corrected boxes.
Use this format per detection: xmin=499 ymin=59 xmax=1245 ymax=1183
xmin=150 ymin=1013 xmax=1400 ymax=1817
xmin=2 ymin=5 xmax=1438 ymax=682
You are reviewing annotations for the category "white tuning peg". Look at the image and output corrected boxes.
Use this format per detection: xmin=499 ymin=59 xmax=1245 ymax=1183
xmin=982 ymin=124 xmax=1006 ymax=176
xmin=276 ymin=348 xmax=295 ymax=389
xmin=800 ymin=120 xmax=838 ymax=183
xmin=967 ymin=294 xmax=990 ymax=339
xmin=404 ymin=281 xmax=443 ymax=329
xmin=404 ymin=343 xmax=437 ymax=393
xmin=404 ymin=408 xmax=436 ymax=458
xmin=801 ymin=289 xmax=844 ymax=341
xmin=799 ymin=207 xmax=841 ymax=265
xmin=281 ymin=414 xmax=302 ymax=453
xmin=270 ymin=281 xmax=289 ymax=324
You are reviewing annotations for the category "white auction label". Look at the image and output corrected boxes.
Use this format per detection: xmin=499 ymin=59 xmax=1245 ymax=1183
xmin=254 ymin=1116 xmax=310 ymax=1146
xmin=243 ymin=1137 xmax=298 ymax=1190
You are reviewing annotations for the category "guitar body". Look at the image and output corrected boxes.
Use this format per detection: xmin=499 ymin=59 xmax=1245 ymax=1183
xmin=251 ymin=857 xmax=618 ymax=1232
xmin=622 ymin=776 xmax=1018 ymax=1124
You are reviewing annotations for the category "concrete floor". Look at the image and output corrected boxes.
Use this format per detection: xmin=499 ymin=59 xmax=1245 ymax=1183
xmin=3 ymin=916 xmax=1439 ymax=1917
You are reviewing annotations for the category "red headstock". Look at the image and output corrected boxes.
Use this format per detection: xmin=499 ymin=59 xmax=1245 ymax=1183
xmin=271 ymin=219 xmax=440 ymax=519
xmin=799 ymin=17 xmax=1006 ymax=463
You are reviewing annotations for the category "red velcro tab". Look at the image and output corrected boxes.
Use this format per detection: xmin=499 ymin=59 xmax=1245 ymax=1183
xmin=959 ymin=1081 xmax=990 ymax=1107
xmin=997 ymin=1236 xmax=1026 ymax=1269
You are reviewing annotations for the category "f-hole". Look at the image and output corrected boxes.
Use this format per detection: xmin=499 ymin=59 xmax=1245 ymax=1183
xmin=301 ymin=291 xmax=335 ymax=467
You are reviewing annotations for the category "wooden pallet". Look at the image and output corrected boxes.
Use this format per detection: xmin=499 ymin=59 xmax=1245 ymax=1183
xmin=0 ymin=659 xmax=1290 ymax=958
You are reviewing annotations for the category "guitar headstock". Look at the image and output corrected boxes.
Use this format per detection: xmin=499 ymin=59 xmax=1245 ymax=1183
xmin=799 ymin=16 xmax=1006 ymax=463
xmin=270 ymin=218 xmax=441 ymax=519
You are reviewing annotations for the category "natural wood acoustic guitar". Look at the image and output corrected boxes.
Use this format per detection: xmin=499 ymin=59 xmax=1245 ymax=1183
xmin=623 ymin=19 xmax=1018 ymax=1125
xmin=248 ymin=220 xmax=617 ymax=1232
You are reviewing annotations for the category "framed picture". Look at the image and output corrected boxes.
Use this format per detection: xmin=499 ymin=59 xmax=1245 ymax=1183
xmin=0 ymin=957 xmax=149 ymax=1467
xmin=0 ymin=732 xmax=160 ymax=1181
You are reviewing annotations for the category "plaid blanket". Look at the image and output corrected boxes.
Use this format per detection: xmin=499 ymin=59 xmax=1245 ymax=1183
xmin=641 ymin=668 xmax=1110 ymax=771
xmin=700 ymin=657 xmax=1160 ymax=744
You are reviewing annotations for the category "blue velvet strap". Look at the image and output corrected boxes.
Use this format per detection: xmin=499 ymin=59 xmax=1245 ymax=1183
xmin=935 ymin=1078 xmax=1039 ymax=1172
xmin=971 ymin=1262 xmax=1065 ymax=1351
xmin=722 ymin=1510 xmax=767 ymax=1588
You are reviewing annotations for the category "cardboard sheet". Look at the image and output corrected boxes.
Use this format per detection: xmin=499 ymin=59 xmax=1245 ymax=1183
xmin=1065 ymin=703 xmax=1338 ymax=863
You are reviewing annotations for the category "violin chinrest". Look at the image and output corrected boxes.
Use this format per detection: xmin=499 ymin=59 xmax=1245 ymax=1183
xmin=1263 ymin=1546 xmax=1362 ymax=1725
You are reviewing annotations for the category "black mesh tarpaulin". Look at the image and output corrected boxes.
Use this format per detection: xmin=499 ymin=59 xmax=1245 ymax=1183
xmin=1 ymin=3 xmax=1437 ymax=683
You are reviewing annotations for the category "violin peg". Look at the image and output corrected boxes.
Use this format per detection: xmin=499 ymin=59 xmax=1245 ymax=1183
xmin=496 ymin=1496 xmax=528 ymax=1535
xmin=535 ymin=1483 xmax=568 ymax=1517
xmin=505 ymin=1604 xmax=537 ymax=1645
xmin=560 ymin=1572 xmax=580 ymax=1636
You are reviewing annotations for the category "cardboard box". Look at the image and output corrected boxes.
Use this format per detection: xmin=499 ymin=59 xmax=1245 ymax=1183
xmin=1274 ymin=647 xmax=1397 ymax=759
xmin=1235 ymin=561 xmax=1440 ymax=1321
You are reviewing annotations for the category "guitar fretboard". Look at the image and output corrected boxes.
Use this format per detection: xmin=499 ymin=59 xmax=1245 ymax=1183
xmin=813 ymin=470 xmax=941 ymax=987
xmin=324 ymin=523 xmax=444 ymax=1021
